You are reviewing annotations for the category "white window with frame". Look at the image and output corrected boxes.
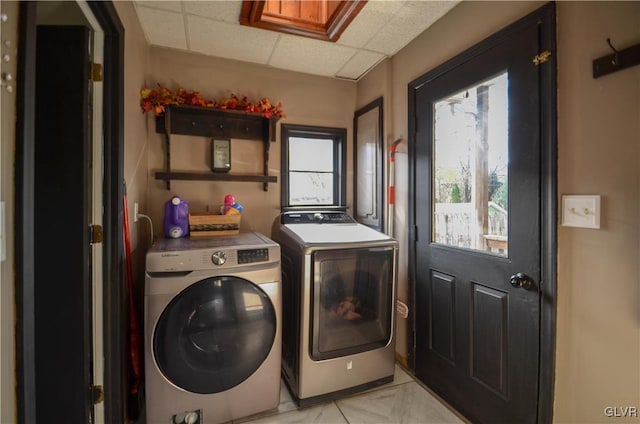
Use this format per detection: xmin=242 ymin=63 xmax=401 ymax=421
xmin=281 ymin=124 xmax=346 ymax=209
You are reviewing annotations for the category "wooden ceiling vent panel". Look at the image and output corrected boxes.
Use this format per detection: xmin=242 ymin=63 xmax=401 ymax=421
xmin=240 ymin=0 xmax=367 ymax=42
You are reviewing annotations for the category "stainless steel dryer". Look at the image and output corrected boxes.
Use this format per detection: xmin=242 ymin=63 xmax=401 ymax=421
xmin=271 ymin=211 xmax=398 ymax=406
xmin=145 ymin=232 xmax=281 ymax=424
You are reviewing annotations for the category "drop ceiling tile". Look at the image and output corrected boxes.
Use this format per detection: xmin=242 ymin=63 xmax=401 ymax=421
xmin=183 ymin=1 xmax=243 ymax=23
xmin=403 ymin=1 xmax=459 ymax=26
xmin=269 ymin=35 xmax=358 ymax=77
xmin=133 ymin=0 xmax=182 ymax=13
xmin=363 ymin=22 xmax=416 ymax=56
xmin=132 ymin=0 xmax=459 ymax=81
xmin=338 ymin=1 xmax=405 ymax=49
xmin=336 ymin=50 xmax=385 ymax=80
xmin=364 ymin=1 xmax=458 ymax=55
xmin=136 ymin=6 xmax=187 ymax=50
xmin=187 ymin=16 xmax=278 ymax=65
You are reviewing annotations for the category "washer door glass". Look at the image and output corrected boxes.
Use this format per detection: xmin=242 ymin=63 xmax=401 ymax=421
xmin=154 ymin=276 xmax=276 ymax=394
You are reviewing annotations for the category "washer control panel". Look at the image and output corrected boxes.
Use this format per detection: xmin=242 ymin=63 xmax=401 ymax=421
xmin=209 ymin=248 xmax=269 ymax=266
xmin=238 ymin=248 xmax=269 ymax=264
xmin=145 ymin=232 xmax=279 ymax=272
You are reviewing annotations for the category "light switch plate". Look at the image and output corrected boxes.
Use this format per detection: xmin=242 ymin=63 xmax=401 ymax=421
xmin=561 ymin=195 xmax=601 ymax=229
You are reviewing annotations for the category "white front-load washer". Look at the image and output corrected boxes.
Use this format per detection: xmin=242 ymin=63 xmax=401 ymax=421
xmin=145 ymin=232 xmax=281 ymax=424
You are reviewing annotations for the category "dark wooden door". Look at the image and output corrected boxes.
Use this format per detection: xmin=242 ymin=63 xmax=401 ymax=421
xmin=410 ymin=10 xmax=550 ymax=424
xmin=35 ymin=25 xmax=93 ymax=423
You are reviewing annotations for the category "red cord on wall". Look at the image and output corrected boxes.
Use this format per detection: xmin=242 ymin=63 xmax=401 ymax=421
xmin=388 ymin=139 xmax=402 ymax=237
xmin=123 ymin=182 xmax=142 ymax=395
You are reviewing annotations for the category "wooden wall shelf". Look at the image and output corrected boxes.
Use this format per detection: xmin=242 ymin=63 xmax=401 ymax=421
xmin=154 ymin=105 xmax=278 ymax=191
xmin=155 ymin=171 xmax=277 ymax=184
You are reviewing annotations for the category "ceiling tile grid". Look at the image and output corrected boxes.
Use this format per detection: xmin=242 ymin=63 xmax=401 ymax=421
xmin=364 ymin=1 xmax=458 ymax=55
xmin=269 ymin=35 xmax=359 ymax=77
xmin=133 ymin=0 xmax=459 ymax=80
xmin=337 ymin=0 xmax=405 ymax=50
xmin=335 ymin=49 xmax=386 ymax=80
xmin=187 ymin=15 xmax=279 ymax=64
xmin=135 ymin=6 xmax=188 ymax=50
xmin=182 ymin=1 xmax=243 ymax=23
xmin=140 ymin=0 xmax=182 ymax=13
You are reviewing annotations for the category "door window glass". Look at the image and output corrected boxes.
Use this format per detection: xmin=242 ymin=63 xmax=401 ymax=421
xmin=432 ymin=72 xmax=509 ymax=256
xmin=153 ymin=276 xmax=276 ymax=394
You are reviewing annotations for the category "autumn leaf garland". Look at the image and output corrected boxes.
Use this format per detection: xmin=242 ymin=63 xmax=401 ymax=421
xmin=140 ymin=84 xmax=285 ymax=119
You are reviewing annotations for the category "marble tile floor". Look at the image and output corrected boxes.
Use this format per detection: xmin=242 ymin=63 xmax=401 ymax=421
xmin=234 ymin=364 xmax=467 ymax=424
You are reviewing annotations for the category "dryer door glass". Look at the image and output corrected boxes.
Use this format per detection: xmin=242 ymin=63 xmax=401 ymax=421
xmin=153 ymin=276 xmax=277 ymax=394
xmin=311 ymin=246 xmax=395 ymax=360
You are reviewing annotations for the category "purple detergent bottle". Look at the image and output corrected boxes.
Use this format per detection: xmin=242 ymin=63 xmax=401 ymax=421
xmin=164 ymin=196 xmax=189 ymax=238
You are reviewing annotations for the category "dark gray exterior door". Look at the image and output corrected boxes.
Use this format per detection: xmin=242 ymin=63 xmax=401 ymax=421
xmin=17 ymin=3 xmax=126 ymax=422
xmin=410 ymin=8 xmax=553 ymax=424
xmin=35 ymin=25 xmax=93 ymax=423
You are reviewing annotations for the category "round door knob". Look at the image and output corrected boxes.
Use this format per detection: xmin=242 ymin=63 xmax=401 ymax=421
xmin=510 ymin=272 xmax=534 ymax=289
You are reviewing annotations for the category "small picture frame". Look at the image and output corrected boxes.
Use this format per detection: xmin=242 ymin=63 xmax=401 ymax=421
xmin=211 ymin=139 xmax=231 ymax=173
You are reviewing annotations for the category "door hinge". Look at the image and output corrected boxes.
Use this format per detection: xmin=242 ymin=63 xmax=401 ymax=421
xmin=533 ymin=50 xmax=552 ymax=66
xmin=91 ymin=384 xmax=104 ymax=405
xmin=89 ymin=224 xmax=103 ymax=244
xmin=91 ymin=62 xmax=103 ymax=82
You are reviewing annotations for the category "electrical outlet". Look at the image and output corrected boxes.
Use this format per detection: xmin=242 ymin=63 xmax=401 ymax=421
xmin=134 ymin=202 xmax=139 ymax=222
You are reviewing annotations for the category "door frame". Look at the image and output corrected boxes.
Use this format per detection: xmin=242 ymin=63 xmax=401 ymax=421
xmin=15 ymin=1 xmax=124 ymax=422
xmin=407 ymin=4 xmax=557 ymax=422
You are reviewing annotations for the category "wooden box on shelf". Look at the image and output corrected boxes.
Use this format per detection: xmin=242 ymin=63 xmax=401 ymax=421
xmin=189 ymin=213 xmax=241 ymax=237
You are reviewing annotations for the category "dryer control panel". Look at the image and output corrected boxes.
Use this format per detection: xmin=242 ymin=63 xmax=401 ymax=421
xmin=281 ymin=212 xmax=355 ymax=224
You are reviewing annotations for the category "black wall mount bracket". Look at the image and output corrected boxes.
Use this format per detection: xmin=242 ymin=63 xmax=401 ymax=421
xmin=593 ymin=38 xmax=640 ymax=79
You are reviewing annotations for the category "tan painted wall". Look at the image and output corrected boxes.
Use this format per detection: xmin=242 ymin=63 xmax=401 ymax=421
xmin=555 ymin=2 xmax=640 ymax=422
xmin=145 ymin=48 xmax=357 ymax=236
xmin=0 ymin=2 xmax=18 ymax=422
xmin=358 ymin=1 xmax=640 ymax=422
xmin=355 ymin=57 xmax=413 ymax=366
xmin=114 ymin=1 xmax=152 ymax=309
